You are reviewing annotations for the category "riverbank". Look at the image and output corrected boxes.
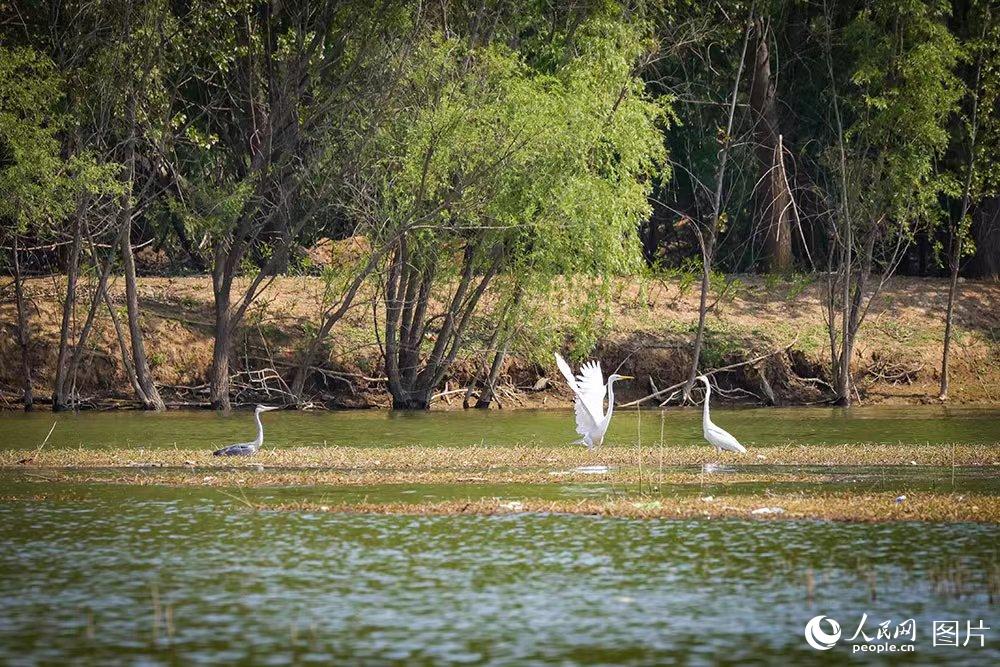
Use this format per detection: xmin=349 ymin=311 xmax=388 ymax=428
xmin=2 ymin=275 xmax=998 ymax=409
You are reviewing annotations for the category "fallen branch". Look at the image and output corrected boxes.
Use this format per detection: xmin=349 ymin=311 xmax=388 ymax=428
xmin=431 ymin=388 xmax=468 ymax=402
xmin=622 ymin=337 xmax=798 ymax=408
xmin=801 ymin=376 xmax=833 ymax=390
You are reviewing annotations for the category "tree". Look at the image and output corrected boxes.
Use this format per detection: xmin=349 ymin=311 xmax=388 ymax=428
xmin=682 ymin=8 xmax=754 ymax=400
xmin=820 ymin=0 xmax=962 ymax=405
xmin=363 ymin=16 xmax=668 ymax=409
xmin=940 ymin=0 xmax=998 ymax=399
xmin=157 ymin=0 xmax=410 ymax=410
xmin=0 ymin=46 xmax=120 ymax=411
xmin=0 ymin=47 xmax=68 ymax=410
xmin=748 ymin=14 xmax=794 ymax=272
xmin=76 ymin=0 xmax=169 ymax=409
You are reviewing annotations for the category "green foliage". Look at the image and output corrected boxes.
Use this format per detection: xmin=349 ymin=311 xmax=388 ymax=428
xmin=0 ymin=47 xmax=120 ymax=235
xmin=837 ymin=0 xmax=963 ymax=229
xmin=654 ymin=257 xmax=702 ymax=297
xmin=364 ymin=12 xmax=669 ymax=290
xmin=785 ymin=272 xmax=816 ymax=300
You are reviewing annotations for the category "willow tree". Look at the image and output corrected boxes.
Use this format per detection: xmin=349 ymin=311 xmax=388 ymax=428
xmin=359 ymin=16 xmax=668 ymax=409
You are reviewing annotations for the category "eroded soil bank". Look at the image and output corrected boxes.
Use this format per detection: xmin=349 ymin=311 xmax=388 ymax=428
xmin=2 ymin=275 xmax=998 ymax=409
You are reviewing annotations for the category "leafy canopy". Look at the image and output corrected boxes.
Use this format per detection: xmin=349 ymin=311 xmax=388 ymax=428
xmin=364 ymin=14 xmax=670 ymax=286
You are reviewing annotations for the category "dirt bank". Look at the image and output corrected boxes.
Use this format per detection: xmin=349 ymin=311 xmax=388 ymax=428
xmin=1 ymin=275 xmax=997 ymax=409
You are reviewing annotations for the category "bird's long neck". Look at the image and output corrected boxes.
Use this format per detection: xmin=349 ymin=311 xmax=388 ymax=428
xmin=701 ymin=382 xmax=711 ymax=429
xmin=603 ymin=379 xmax=616 ymax=426
xmin=253 ymin=411 xmax=265 ymax=446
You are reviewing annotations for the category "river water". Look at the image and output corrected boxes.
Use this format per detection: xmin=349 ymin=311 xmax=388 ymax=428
xmin=2 ymin=404 xmax=999 ymax=450
xmin=1 ymin=407 xmax=998 ymax=664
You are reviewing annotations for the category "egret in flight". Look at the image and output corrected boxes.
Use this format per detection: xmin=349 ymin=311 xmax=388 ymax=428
xmin=213 ymin=405 xmax=280 ymax=456
xmin=554 ymin=353 xmax=633 ymax=449
xmin=697 ymin=375 xmax=746 ymax=454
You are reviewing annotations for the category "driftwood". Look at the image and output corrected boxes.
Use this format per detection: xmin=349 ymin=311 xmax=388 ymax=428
xmin=431 ymin=387 xmax=468 ymax=402
xmin=621 ymin=337 xmax=798 ymax=408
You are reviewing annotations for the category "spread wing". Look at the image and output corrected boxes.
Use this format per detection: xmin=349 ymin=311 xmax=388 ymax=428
xmin=554 ymin=353 xmax=605 ymax=438
xmin=575 ymin=360 xmax=606 ymax=424
xmin=554 ymin=352 xmax=579 ymax=392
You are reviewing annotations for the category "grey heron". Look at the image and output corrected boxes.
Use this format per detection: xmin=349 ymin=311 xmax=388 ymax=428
xmin=213 ymin=405 xmax=280 ymax=456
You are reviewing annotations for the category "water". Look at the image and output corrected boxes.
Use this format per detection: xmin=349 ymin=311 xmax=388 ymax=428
xmin=2 ymin=405 xmax=999 ymax=450
xmin=0 ymin=487 xmax=996 ymax=665
xmin=1 ymin=407 xmax=998 ymax=664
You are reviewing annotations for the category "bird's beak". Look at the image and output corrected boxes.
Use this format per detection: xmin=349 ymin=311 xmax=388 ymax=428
xmin=619 ymin=375 xmax=634 ymax=381
xmin=261 ymin=406 xmax=280 ymax=412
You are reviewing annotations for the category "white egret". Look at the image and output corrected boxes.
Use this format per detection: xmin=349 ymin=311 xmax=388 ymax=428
xmin=696 ymin=375 xmax=746 ymax=454
xmin=554 ymin=353 xmax=633 ymax=449
xmin=213 ymin=405 xmax=280 ymax=456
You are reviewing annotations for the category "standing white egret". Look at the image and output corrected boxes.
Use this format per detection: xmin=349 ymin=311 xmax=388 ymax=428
xmin=554 ymin=353 xmax=633 ymax=449
xmin=213 ymin=405 xmax=280 ymax=456
xmin=697 ymin=375 xmax=746 ymax=454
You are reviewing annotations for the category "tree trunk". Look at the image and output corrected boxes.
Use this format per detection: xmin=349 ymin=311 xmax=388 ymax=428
xmin=474 ymin=339 xmax=509 ymax=409
xmin=210 ymin=298 xmax=232 ymax=411
xmin=749 ymin=18 xmax=793 ymax=273
xmin=383 ymin=241 xmax=407 ymax=405
xmin=121 ymin=95 xmax=165 ymax=411
xmin=392 ymin=393 xmax=432 ymax=410
xmin=101 ymin=283 xmax=148 ymax=405
xmin=940 ymin=48 xmax=981 ymax=399
xmin=52 ymin=215 xmax=82 ymax=411
xmin=12 ymin=236 xmax=34 ymax=411
xmin=685 ymin=237 xmax=713 ymax=401
xmin=64 ymin=247 xmax=118 ymax=406
xmin=384 ymin=240 xmax=503 ymax=410
xmin=939 ymin=236 xmax=960 ymax=400
xmin=823 ymin=0 xmax=855 ymax=407
xmin=834 ymin=295 xmax=853 ymax=407
xmin=122 ymin=221 xmax=165 ymax=410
